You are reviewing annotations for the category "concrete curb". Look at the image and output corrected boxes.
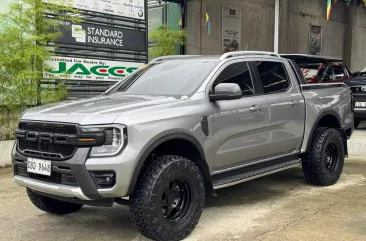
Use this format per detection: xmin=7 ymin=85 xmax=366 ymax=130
xmin=0 ymin=140 xmax=14 ymax=167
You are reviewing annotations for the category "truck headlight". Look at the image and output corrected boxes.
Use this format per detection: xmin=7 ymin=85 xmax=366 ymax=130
xmin=80 ymin=125 xmax=127 ymax=157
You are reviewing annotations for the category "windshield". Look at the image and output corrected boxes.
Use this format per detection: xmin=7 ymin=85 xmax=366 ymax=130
xmin=107 ymin=59 xmax=217 ymax=97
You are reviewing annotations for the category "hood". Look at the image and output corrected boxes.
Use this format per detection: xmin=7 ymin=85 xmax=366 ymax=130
xmin=345 ymin=77 xmax=366 ymax=86
xmin=22 ymin=93 xmax=180 ymax=125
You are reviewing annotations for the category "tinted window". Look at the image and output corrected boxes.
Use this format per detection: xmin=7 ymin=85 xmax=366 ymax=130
xmin=333 ymin=66 xmax=345 ymax=80
xmin=322 ymin=67 xmax=333 ymax=82
xmin=111 ymin=60 xmax=217 ymax=97
xmin=214 ymin=62 xmax=254 ymax=96
xmin=256 ymin=61 xmax=290 ymax=94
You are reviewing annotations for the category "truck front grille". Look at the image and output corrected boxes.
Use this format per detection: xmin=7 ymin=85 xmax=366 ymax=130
xmin=17 ymin=122 xmax=78 ymax=160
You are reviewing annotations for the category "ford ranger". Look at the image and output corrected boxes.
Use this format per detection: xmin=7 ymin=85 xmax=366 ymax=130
xmin=12 ymin=51 xmax=354 ymax=241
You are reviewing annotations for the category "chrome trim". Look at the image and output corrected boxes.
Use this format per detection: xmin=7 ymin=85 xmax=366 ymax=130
xmin=212 ymin=152 xmax=297 ymax=176
xmin=14 ymin=175 xmax=91 ymax=200
xmin=213 ymin=161 xmax=301 ymax=190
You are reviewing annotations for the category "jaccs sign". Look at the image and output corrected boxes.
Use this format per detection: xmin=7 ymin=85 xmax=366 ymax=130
xmin=44 ymin=56 xmax=145 ymax=81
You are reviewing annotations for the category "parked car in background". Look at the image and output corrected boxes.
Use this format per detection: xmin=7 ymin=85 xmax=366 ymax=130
xmin=345 ymin=69 xmax=366 ymax=128
xmin=281 ymin=54 xmax=352 ymax=84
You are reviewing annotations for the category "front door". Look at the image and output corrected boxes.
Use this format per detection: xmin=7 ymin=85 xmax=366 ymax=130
xmin=210 ymin=61 xmax=268 ymax=171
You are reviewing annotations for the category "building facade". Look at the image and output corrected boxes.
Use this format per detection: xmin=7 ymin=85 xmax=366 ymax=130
xmin=184 ymin=0 xmax=366 ymax=71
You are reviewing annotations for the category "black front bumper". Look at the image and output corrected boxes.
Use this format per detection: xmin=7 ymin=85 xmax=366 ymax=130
xmin=353 ymin=94 xmax=366 ymax=120
xmin=12 ymin=147 xmax=104 ymax=200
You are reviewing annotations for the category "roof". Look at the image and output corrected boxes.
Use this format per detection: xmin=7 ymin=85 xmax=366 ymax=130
xmin=280 ymin=54 xmax=343 ymax=64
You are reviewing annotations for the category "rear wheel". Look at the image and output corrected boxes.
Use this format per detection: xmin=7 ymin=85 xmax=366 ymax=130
xmin=354 ymin=118 xmax=361 ymax=129
xmin=130 ymin=155 xmax=205 ymax=241
xmin=302 ymin=127 xmax=344 ymax=186
xmin=27 ymin=188 xmax=83 ymax=215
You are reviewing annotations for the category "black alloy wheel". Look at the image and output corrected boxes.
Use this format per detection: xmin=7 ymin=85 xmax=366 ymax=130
xmin=324 ymin=142 xmax=339 ymax=171
xmin=161 ymin=179 xmax=191 ymax=221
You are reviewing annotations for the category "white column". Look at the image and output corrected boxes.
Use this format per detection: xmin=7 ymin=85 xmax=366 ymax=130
xmin=274 ymin=0 xmax=280 ymax=53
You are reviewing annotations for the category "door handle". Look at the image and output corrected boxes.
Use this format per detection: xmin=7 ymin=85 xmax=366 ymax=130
xmin=249 ymin=105 xmax=262 ymax=112
xmin=289 ymin=100 xmax=299 ymax=107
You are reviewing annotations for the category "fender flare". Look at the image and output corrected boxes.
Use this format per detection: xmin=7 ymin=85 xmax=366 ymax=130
xmin=304 ymin=110 xmax=343 ymax=152
xmin=126 ymin=132 xmax=215 ymax=196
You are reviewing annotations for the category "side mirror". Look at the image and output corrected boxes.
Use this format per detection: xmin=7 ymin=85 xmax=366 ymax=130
xmin=209 ymin=83 xmax=242 ymax=102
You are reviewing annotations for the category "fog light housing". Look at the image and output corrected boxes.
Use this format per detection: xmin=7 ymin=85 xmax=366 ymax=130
xmin=90 ymin=171 xmax=116 ymax=189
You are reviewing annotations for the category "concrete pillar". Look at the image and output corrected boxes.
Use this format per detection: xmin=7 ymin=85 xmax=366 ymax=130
xmin=278 ymin=0 xmax=290 ymax=53
xmin=343 ymin=6 xmax=355 ymax=69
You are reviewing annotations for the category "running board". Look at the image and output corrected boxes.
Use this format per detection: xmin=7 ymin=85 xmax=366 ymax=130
xmin=212 ymin=156 xmax=301 ymax=190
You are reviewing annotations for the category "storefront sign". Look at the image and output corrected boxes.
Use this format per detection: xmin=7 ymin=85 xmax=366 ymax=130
xmin=43 ymin=0 xmax=145 ymax=20
xmin=56 ymin=21 xmax=146 ymax=52
xmin=309 ymin=25 xmax=322 ymax=56
xmin=222 ymin=6 xmax=241 ymax=53
xmin=44 ymin=56 xmax=144 ymax=81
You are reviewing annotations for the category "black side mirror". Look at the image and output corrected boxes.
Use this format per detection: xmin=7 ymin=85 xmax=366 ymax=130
xmin=209 ymin=83 xmax=242 ymax=102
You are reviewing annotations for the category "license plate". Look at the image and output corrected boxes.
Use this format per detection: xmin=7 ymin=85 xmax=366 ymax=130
xmin=355 ymin=102 xmax=366 ymax=108
xmin=27 ymin=158 xmax=51 ymax=176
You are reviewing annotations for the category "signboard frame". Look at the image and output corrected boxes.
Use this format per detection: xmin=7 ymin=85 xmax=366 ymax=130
xmin=43 ymin=0 xmax=146 ymax=20
xmin=309 ymin=24 xmax=322 ymax=56
xmin=222 ymin=6 xmax=241 ymax=53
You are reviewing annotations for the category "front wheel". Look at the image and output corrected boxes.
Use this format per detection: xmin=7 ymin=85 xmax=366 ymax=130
xmin=302 ymin=127 xmax=344 ymax=186
xmin=130 ymin=155 xmax=205 ymax=241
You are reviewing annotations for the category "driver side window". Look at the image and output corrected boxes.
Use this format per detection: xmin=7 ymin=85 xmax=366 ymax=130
xmin=214 ymin=62 xmax=255 ymax=96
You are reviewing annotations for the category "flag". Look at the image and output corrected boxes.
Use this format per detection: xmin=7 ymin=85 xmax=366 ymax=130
xmin=206 ymin=12 xmax=211 ymax=38
xmin=327 ymin=0 xmax=332 ymax=20
xmin=179 ymin=5 xmax=184 ymax=26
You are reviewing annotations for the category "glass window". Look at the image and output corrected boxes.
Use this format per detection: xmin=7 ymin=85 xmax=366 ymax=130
xmin=256 ymin=61 xmax=290 ymax=94
xmin=322 ymin=67 xmax=333 ymax=82
xmin=148 ymin=7 xmax=164 ymax=37
xmin=333 ymin=66 xmax=345 ymax=80
xmin=214 ymin=62 xmax=255 ymax=96
xmin=111 ymin=60 xmax=217 ymax=97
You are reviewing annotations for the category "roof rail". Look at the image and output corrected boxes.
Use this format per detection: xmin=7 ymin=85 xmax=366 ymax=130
xmin=150 ymin=55 xmax=200 ymax=63
xmin=219 ymin=51 xmax=281 ymax=60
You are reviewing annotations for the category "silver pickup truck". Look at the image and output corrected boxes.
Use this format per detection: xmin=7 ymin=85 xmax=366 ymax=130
xmin=12 ymin=51 xmax=354 ymax=241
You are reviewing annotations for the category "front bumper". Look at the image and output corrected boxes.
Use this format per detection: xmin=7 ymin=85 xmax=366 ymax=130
xmin=353 ymin=94 xmax=366 ymax=119
xmin=12 ymin=144 xmax=142 ymax=200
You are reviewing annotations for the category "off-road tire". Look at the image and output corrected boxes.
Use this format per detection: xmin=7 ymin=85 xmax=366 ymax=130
xmin=302 ymin=127 xmax=344 ymax=186
xmin=27 ymin=188 xmax=83 ymax=215
xmin=354 ymin=118 xmax=361 ymax=129
xmin=130 ymin=155 xmax=205 ymax=241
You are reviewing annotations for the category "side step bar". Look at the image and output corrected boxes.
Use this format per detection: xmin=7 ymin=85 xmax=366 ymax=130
xmin=212 ymin=156 xmax=301 ymax=190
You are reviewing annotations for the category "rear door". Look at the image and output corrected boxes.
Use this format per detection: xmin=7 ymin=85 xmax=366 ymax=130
xmin=252 ymin=59 xmax=305 ymax=158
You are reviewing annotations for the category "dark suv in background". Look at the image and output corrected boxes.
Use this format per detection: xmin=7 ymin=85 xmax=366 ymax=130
xmin=345 ymin=69 xmax=366 ymax=128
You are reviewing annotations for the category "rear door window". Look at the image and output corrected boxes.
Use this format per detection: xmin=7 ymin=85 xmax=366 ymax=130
xmin=254 ymin=61 xmax=290 ymax=94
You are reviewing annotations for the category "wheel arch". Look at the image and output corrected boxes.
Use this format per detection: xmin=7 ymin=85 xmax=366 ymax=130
xmin=304 ymin=110 xmax=347 ymax=155
xmin=127 ymin=132 xmax=216 ymax=196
